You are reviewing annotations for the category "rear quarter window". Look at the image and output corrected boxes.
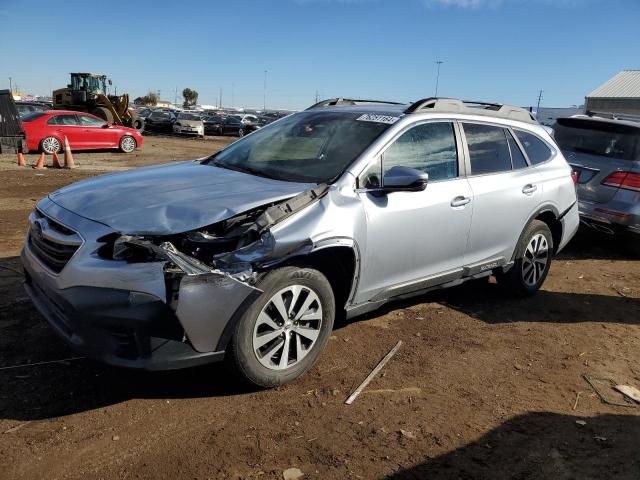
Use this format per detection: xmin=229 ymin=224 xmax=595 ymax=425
xmin=20 ymin=112 xmax=46 ymax=122
xmin=514 ymin=129 xmax=553 ymax=164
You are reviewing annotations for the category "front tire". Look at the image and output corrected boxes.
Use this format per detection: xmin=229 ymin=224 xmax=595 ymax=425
xmin=229 ymin=266 xmax=335 ymax=387
xmin=238 ymin=128 xmax=245 ymax=137
xmin=496 ymin=220 xmax=553 ymax=296
xmin=119 ymin=135 xmax=137 ymax=153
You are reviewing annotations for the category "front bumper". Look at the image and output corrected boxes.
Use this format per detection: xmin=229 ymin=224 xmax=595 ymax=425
xmin=20 ymin=198 xmax=259 ymax=370
xmin=173 ymin=126 xmax=203 ymax=135
xmin=22 ymin=262 xmax=223 ymax=369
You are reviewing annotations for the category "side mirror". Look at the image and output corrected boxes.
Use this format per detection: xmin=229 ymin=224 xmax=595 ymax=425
xmin=378 ymin=166 xmax=428 ymax=193
xmin=101 ymin=123 xmax=110 ymax=128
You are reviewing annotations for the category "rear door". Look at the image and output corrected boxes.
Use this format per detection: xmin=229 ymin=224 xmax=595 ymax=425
xmin=462 ymin=122 xmax=543 ymax=267
xmin=47 ymin=114 xmax=83 ymax=148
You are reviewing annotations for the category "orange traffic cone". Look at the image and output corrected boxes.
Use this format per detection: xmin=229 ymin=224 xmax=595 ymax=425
xmin=52 ymin=150 xmax=61 ymax=168
xmin=16 ymin=152 xmax=26 ymax=167
xmin=63 ymin=136 xmax=76 ymax=169
xmin=33 ymin=152 xmax=45 ymax=170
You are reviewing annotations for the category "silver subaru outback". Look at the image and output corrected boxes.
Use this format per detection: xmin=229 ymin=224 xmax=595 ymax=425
xmin=22 ymin=97 xmax=579 ymax=386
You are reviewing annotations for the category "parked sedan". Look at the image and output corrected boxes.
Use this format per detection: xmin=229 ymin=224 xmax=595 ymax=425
xmin=173 ymin=112 xmax=205 ymax=137
xmin=144 ymin=111 xmax=176 ymax=133
xmin=21 ymin=110 xmax=143 ymax=154
xmin=203 ymin=115 xmax=247 ymax=136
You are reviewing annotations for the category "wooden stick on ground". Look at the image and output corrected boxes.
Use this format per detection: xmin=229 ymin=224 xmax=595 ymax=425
xmin=345 ymin=340 xmax=403 ymax=405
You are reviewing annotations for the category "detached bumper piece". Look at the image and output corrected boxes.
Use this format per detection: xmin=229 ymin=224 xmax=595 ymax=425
xmin=23 ymin=269 xmax=224 ymax=370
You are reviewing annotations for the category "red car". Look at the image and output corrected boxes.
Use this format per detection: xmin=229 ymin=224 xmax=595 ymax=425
xmin=21 ymin=110 xmax=143 ymax=154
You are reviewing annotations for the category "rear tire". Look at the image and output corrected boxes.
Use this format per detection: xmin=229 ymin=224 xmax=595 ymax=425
xmin=496 ymin=220 xmax=553 ymax=296
xmin=92 ymin=107 xmax=114 ymax=124
xmin=238 ymin=128 xmax=245 ymax=137
xmin=41 ymin=136 xmax=61 ymax=154
xmin=229 ymin=266 xmax=335 ymax=387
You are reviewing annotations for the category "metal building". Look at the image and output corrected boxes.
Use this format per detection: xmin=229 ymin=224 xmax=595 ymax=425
xmin=585 ymin=70 xmax=640 ymax=115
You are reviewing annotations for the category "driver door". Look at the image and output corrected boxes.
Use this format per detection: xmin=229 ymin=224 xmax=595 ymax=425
xmin=354 ymin=121 xmax=473 ymax=304
xmin=78 ymin=114 xmax=116 ymax=149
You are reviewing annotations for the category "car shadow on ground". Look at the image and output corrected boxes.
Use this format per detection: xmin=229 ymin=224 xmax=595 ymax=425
xmin=385 ymin=412 xmax=640 ymax=480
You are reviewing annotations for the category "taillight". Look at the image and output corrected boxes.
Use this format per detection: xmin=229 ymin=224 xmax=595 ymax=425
xmin=601 ymin=171 xmax=640 ymax=192
xmin=571 ymin=170 xmax=578 ymax=184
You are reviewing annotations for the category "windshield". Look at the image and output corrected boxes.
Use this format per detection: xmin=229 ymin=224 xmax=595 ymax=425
xmin=71 ymin=75 xmax=106 ymax=94
xmin=554 ymin=118 xmax=640 ymax=161
xmin=178 ymin=113 xmax=201 ymax=121
xmin=205 ymin=111 xmax=393 ymax=183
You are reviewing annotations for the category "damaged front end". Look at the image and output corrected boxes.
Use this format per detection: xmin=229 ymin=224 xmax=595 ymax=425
xmin=98 ymin=184 xmax=329 ymax=353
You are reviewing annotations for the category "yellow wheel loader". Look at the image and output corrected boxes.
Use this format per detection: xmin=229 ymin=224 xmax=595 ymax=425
xmin=52 ymin=73 xmax=143 ymax=131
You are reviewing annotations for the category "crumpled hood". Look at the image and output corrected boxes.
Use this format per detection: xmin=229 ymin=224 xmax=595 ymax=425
xmin=48 ymin=161 xmax=313 ymax=234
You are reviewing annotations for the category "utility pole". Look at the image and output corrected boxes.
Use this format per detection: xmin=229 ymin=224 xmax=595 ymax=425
xmin=536 ymin=90 xmax=543 ymax=112
xmin=231 ymin=83 xmax=235 ymax=108
xmin=435 ymin=60 xmax=444 ymax=97
xmin=8 ymin=77 xmax=12 ymax=94
xmin=263 ymin=70 xmax=268 ymax=112
xmin=174 ymin=86 xmax=178 ymax=108
xmin=219 ymin=86 xmax=223 ymax=108
xmin=315 ymin=90 xmax=319 ymax=103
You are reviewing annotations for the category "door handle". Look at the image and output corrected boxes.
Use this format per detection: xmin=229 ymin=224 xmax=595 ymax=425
xmin=451 ymin=196 xmax=471 ymax=208
xmin=522 ymin=184 xmax=538 ymax=195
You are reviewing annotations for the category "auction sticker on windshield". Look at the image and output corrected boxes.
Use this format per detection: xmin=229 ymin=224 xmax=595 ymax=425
xmin=356 ymin=114 xmax=400 ymax=124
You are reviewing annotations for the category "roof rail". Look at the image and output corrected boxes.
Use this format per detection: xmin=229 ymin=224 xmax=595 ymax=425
xmin=405 ymin=97 xmax=537 ymax=124
xmin=306 ymin=98 xmax=403 ymax=110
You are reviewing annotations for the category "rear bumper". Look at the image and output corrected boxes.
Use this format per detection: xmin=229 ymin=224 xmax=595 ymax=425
xmin=22 ymin=253 xmax=224 ymax=370
xmin=578 ymin=199 xmax=640 ymax=236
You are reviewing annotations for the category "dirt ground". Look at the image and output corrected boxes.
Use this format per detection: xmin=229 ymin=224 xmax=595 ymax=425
xmin=0 ymin=135 xmax=639 ymax=480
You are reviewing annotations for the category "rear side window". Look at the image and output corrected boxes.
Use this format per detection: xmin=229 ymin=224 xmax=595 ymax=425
xmin=383 ymin=122 xmax=458 ymax=181
xmin=463 ymin=124 xmax=512 ymax=175
xmin=21 ymin=112 xmax=46 ymax=122
xmin=514 ymin=129 xmax=553 ymax=164
xmin=47 ymin=115 xmax=79 ymax=126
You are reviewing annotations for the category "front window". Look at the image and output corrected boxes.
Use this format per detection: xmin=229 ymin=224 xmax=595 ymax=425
xmin=382 ymin=122 xmax=458 ymax=181
xmin=553 ymin=118 xmax=640 ymax=161
xmin=205 ymin=111 xmax=393 ymax=183
xmin=79 ymin=115 xmax=106 ymax=127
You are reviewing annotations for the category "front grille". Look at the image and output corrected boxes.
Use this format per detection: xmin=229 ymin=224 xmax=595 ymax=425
xmin=27 ymin=210 xmax=82 ymax=273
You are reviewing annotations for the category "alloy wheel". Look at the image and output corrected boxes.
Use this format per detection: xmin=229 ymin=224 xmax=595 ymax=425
xmin=252 ymin=285 xmax=323 ymax=370
xmin=120 ymin=136 xmax=136 ymax=152
xmin=42 ymin=137 xmax=60 ymax=154
xmin=521 ymin=233 xmax=549 ymax=286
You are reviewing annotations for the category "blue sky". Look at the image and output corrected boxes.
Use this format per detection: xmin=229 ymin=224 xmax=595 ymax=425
xmin=0 ymin=0 xmax=638 ymax=110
